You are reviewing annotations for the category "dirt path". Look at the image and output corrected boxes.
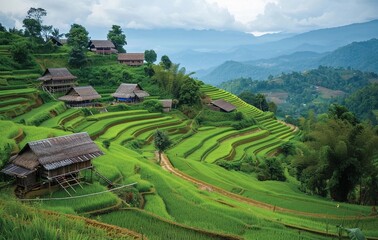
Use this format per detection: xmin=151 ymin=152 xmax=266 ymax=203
xmin=158 ymin=152 xmax=375 ymax=220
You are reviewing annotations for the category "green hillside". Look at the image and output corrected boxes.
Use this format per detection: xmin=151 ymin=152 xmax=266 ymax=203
xmin=1 ymin=28 xmax=377 ymax=240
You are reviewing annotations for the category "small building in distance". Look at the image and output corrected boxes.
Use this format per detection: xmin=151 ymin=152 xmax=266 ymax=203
xmin=118 ymin=53 xmax=144 ymax=66
xmin=210 ymin=99 xmax=236 ymax=112
xmin=88 ymin=40 xmax=117 ymax=54
xmin=58 ymin=86 xmax=101 ymax=107
xmin=112 ymin=83 xmax=149 ymax=103
xmin=0 ymin=133 xmax=103 ymax=196
xmin=38 ymin=68 xmax=77 ymax=93
xmin=159 ymin=99 xmax=173 ymax=112
xmin=49 ymin=36 xmax=66 ymax=46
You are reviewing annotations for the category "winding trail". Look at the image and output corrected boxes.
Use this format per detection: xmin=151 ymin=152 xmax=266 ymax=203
xmin=158 ymin=152 xmax=375 ymax=220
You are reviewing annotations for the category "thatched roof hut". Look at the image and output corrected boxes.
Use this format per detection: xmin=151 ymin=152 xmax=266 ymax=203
xmin=118 ymin=53 xmax=144 ymax=66
xmin=38 ymin=68 xmax=77 ymax=81
xmin=112 ymin=83 xmax=149 ymax=102
xmin=211 ymin=99 xmax=236 ymax=112
xmin=58 ymin=86 xmax=101 ymax=107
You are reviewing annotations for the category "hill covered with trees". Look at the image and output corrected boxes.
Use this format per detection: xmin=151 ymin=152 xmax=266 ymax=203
xmin=219 ymin=66 xmax=378 ymax=123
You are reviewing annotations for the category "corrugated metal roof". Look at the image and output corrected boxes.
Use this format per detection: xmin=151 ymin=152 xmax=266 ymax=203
xmin=0 ymin=164 xmax=36 ymax=178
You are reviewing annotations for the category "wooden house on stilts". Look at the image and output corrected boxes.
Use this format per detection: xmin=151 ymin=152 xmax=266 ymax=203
xmin=1 ymin=133 xmax=104 ymax=197
xmin=38 ymin=68 xmax=77 ymax=93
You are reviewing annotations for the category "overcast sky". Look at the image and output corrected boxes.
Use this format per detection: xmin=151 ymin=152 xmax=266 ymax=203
xmin=1 ymin=0 xmax=377 ymax=36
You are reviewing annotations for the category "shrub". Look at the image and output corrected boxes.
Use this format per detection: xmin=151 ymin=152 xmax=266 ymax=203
xmin=216 ymin=160 xmax=242 ymax=171
xmin=257 ymin=157 xmax=286 ymax=181
xmin=142 ymin=99 xmax=163 ymax=113
xmin=232 ymin=119 xmax=256 ymax=130
xmin=106 ymin=103 xmax=130 ymax=112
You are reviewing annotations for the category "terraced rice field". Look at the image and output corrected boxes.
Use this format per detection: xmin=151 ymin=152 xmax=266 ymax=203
xmin=3 ymin=81 xmax=374 ymax=240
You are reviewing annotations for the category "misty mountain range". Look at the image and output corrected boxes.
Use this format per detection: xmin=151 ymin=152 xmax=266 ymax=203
xmin=121 ymin=19 xmax=378 ymax=85
xmin=196 ymin=38 xmax=378 ymax=85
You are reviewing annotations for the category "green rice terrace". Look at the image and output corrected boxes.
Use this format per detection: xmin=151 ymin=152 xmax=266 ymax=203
xmin=0 ymin=43 xmax=377 ymax=239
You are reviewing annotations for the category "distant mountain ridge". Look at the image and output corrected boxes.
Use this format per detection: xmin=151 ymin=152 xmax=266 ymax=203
xmin=175 ymin=19 xmax=378 ymax=70
xmin=197 ymin=38 xmax=378 ymax=85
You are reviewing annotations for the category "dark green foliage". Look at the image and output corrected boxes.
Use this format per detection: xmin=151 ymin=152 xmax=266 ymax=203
xmin=102 ymin=140 xmax=111 ymax=149
xmin=142 ymin=99 xmax=163 ymax=113
xmin=160 ymin=55 xmax=172 ymax=70
xmin=154 ymin=130 xmax=171 ymax=163
xmin=328 ymin=104 xmax=358 ymax=125
xmin=68 ymin=46 xmax=87 ymax=67
xmin=197 ymin=109 xmax=239 ymax=126
xmin=345 ymin=83 xmax=378 ymax=124
xmin=144 ymin=64 xmax=155 ymax=77
xmin=280 ymin=142 xmax=295 ymax=156
xmin=23 ymin=18 xmax=42 ymax=39
xmin=179 ymin=78 xmax=200 ymax=105
xmin=239 ymin=91 xmax=269 ymax=111
xmin=107 ymin=25 xmax=126 ymax=53
xmin=66 ymin=23 xmax=89 ymax=49
xmin=9 ymin=41 xmax=34 ymax=67
xmin=231 ymin=119 xmax=256 ymax=130
xmin=0 ymin=23 xmax=6 ymax=32
xmin=234 ymin=111 xmax=244 ymax=121
xmin=293 ymin=107 xmax=378 ymax=202
xmin=216 ymin=160 xmax=242 ymax=171
xmin=257 ymin=158 xmax=286 ymax=181
xmin=106 ymin=103 xmax=130 ymax=112
xmin=144 ymin=49 xmax=157 ymax=64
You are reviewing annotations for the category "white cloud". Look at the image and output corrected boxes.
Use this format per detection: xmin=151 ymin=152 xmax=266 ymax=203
xmin=85 ymin=0 xmax=242 ymax=30
xmin=248 ymin=0 xmax=378 ymax=33
xmin=0 ymin=0 xmax=377 ymax=33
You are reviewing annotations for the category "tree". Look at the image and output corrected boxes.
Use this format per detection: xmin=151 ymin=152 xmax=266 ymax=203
xmin=51 ymin=28 xmax=64 ymax=39
xmin=26 ymin=7 xmax=47 ymax=24
xmin=66 ymin=23 xmax=89 ymax=49
xmin=179 ymin=78 xmax=200 ymax=105
xmin=293 ymin=107 xmax=378 ymax=202
xmin=154 ymin=130 xmax=171 ymax=164
xmin=107 ymin=25 xmax=126 ymax=53
xmin=160 ymin=55 xmax=172 ymax=70
xmin=0 ymin=23 xmax=6 ymax=32
xmin=41 ymin=25 xmax=52 ymax=41
xmin=144 ymin=49 xmax=157 ymax=64
xmin=257 ymin=158 xmax=286 ymax=181
xmin=68 ymin=46 xmax=87 ymax=68
xmin=23 ymin=18 xmax=42 ymax=38
xmin=10 ymin=41 xmax=32 ymax=67
xmin=238 ymin=91 xmax=269 ymax=111
xmin=22 ymin=8 xmax=47 ymax=40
